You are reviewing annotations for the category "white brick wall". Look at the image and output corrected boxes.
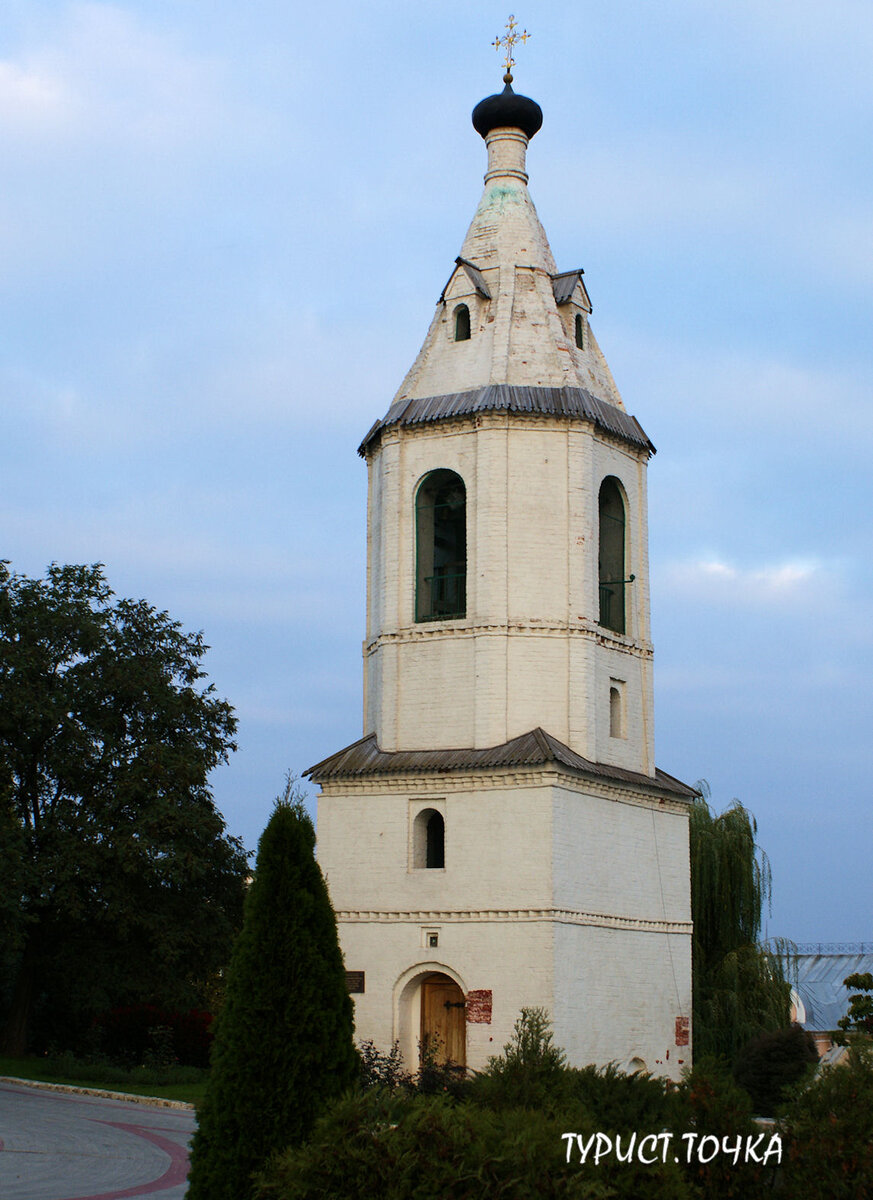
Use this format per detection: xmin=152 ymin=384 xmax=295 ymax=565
xmin=317 ymin=770 xmax=691 ymax=1078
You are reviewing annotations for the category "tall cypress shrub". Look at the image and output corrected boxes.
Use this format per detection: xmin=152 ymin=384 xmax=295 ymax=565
xmin=187 ymin=781 xmax=356 ymax=1200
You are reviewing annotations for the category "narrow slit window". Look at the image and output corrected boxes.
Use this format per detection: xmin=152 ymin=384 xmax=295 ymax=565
xmin=575 ymin=313 xmax=585 ymax=349
xmin=415 ymin=470 xmax=466 ymax=621
xmin=454 ymin=303 xmax=471 ymax=341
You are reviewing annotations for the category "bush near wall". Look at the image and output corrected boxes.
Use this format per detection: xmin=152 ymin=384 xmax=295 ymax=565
xmin=255 ymin=1090 xmax=692 ymax=1200
xmin=259 ymin=1010 xmax=873 ymax=1199
xmin=94 ymin=1004 xmax=213 ymax=1067
xmin=733 ymin=1024 xmax=819 ymax=1115
xmin=779 ymin=1043 xmax=873 ymax=1199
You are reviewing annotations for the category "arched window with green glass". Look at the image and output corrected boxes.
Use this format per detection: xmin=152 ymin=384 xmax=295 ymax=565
xmin=415 ymin=469 xmax=466 ymax=622
xmin=598 ymin=477 xmax=630 ymax=634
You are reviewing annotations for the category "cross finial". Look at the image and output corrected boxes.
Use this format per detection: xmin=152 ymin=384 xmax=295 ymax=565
xmin=492 ymin=14 xmax=530 ymax=84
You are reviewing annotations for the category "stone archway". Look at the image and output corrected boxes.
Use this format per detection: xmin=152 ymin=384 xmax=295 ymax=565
xmin=394 ymin=964 xmax=467 ymax=1071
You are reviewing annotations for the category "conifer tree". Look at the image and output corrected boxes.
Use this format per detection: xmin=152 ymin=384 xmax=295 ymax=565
xmin=186 ymin=779 xmax=357 ymax=1200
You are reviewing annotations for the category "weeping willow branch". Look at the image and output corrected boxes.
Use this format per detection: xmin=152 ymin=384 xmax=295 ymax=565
xmin=690 ymin=782 xmax=792 ymax=1063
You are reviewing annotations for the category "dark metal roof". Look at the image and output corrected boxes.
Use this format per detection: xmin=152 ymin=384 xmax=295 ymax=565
xmin=439 ymin=257 xmax=492 ymax=303
xmin=358 ymin=384 xmax=654 ymax=457
xmin=791 ymin=951 xmax=873 ymax=1032
xmin=306 ymin=727 xmax=698 ymax=800
xmin=472 ymin=81 xmax=543 ymax=141
xmin=551 ymin=269 xmax=592 ymax=313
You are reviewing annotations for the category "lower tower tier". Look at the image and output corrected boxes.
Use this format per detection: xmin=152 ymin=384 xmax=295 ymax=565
xmin=310 ymin=732 xmax=696 ymax=1080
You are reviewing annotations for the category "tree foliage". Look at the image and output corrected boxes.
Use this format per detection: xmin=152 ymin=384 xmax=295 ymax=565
xmin=733 ymin=1024 xmax=819 ymax=1115
xmin=186 ymin=779 xmax=358 ymax=1200
xmin=779 ymin=1042 xmax=873 ymax=1198
xmin=836 ymin=972 xmax=873 ymax=1043
xmin=690 ymin=782 xmax=790 ymax=1063
xmin=0 ymin=561 xmax=247 ymax=1054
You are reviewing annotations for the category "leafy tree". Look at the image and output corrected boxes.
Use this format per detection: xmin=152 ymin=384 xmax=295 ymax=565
xmin=690 ymin=782 xmax=790 ymax=1063
xmin=733 ymin=1024 xmax=819 ymax=1115
xmin=0 ymin=561 xmax=247 ymax=1055
xmin=779 ymin=1041 xmax=873 ymax=1198
xmin=836 ymin=972 xmax=873 ymax=1043
xmin=186 ymin=779 xmax=358 ymax=1200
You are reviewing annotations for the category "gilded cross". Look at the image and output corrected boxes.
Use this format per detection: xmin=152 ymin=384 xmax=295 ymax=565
xmin=492 ymin=14 xmax=530 ymax=81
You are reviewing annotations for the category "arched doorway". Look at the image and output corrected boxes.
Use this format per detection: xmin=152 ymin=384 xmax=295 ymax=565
xmin=420 ymin=972 xmax=466 ymax=1067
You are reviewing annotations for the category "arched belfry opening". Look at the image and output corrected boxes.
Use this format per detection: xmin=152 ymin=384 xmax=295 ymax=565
xmin=453 ymin=303 xmax=471 ymax=341
xmin=598 ymin=477 xmax=628 ymax=634
xmin=415 ymin=469 xmax=466 ymax=621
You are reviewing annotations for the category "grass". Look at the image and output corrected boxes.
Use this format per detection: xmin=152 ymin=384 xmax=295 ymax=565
xmin=0 ymin=1055 xmax=207 ymax=1106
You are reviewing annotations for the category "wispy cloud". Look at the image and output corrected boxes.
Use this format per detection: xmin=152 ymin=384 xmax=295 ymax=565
xmin=657 ymin=554 xmax=832 ymax=608
xmin=0 ymin=3 xmax=229 ymax=149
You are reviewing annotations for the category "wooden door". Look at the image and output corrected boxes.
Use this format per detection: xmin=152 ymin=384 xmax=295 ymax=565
xmin=420 ymin=974 xmax=466 ymax=1067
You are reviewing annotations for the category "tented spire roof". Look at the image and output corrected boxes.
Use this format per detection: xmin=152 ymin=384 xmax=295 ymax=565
xmin=389 ymin=82 xmax=626 ymax=413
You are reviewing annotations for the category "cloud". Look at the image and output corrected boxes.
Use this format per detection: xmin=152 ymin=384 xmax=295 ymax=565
xmin=0 ymin=4 xmax=229 ymax=150
xmin=0 ymin=3 xmax=271 ymax=286
xmin=656 ymin=554 xmax=832 ymax=608
xmin=0 ymin=57 xmax=75 ymax=131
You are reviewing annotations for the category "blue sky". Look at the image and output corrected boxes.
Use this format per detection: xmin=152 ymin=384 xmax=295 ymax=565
xmin=3 ymin=2 xmax=871 ymax=942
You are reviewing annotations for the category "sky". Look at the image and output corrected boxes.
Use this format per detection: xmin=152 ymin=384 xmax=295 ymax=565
xmin=2 ymin=1 xmax=871 ymax=944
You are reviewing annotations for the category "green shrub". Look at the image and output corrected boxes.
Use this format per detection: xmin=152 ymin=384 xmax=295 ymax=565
xmin=733 ymin=1024 xmax=818 ymax=1115
xmin=358 ymin=1039 xmax=412 ymax=1092
xmin=779 ymin=1042 xmax=873 ymax=1199
xmin=468 ymin=1006 xmax=575 ymax=1112
xmin=565 ymin=1062 xmax=683 ymax=1133
xmin=414 ymin=1036 xmax=471 ymax=1098
xmin=256 ymin=1089 xmax=692 ymax=1200
xmin=676 ymin=1057 xmax=777 ymax=1199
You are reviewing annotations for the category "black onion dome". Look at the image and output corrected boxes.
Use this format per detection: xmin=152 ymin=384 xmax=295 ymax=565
xmin=472 ymin=81 xmax=543 ymax=140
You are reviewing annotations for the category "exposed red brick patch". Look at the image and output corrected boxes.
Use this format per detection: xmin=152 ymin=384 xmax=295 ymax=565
xmin=466 ymin=990 xmax=492 ymax=1024
xmin=675 ymin=1016 xmax=690 ymax=1046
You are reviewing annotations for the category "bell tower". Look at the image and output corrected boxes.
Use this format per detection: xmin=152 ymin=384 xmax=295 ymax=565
xmin=310 ymin=63 xmax=695 ymax=1079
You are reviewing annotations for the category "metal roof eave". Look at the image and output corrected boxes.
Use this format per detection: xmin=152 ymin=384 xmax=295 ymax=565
xmin=358 ymin=384 xmax=655 ymax=458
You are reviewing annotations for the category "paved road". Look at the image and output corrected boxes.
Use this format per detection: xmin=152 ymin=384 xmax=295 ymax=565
xmin=0 ymin=1082 xmax=196 ymax=1200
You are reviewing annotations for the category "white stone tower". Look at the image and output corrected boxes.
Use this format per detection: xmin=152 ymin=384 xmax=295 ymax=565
xmin=309 ymin=72 xmax=695 ymax=1079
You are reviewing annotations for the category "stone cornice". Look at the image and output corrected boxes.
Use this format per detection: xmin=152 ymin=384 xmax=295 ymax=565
xmin=334 ymin=907 xmax=692 ymax=936
xmin=316 ymin=767 xmax=690 ymax=815
xmin=364 ymin=619 xmax=653 ymax=658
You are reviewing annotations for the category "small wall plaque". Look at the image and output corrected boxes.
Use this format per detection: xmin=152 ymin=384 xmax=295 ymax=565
xmin=346 ymin=971 xmax=365 ymax=994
